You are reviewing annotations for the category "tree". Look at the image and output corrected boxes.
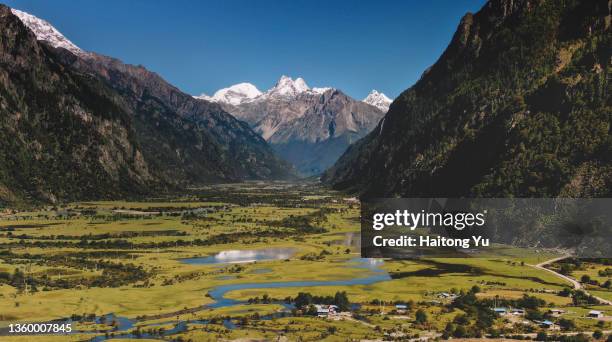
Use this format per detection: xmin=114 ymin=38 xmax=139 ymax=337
xmin=295 ymin=292 xmax=313 ymax=308
xmin=453 ymin=325 xmax=467 ymax=338
xmin=536 ymin=331 xmax=548 ymax=341
xmin=306 ymin=305 xmax=318 ymax=316
xmin=580 ymin=275 xmax=591 ymax=283
xmin=558 ymin=318 xmax=576 ymax=331
xmin=453 ymin=314 xmax=469 ymax=325
xmin=602 ymin=280 xmax=611 ymax=288
xmin=592 ymin=330 xmax=603 ymax=339
xmin=559 ymin=264 xmax=572 ymax=275
xmin=471 ymin=285 xmax=481 ymax=294
xmin=518 ymin=294 xmax=545 ymax=309
xmin=415 ymin=309 xmax=428 ymax=324
xmin=334 ymin=291 xmax=350 ymax=311
xmin=526 ymin=310 xmax=543 ymax=321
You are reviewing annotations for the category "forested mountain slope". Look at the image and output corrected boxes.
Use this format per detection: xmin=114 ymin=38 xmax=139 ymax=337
xmin=324 ymin=0 xmax=611 ymax=198
xmin=0 ymin=5 xmax=292 ymax=204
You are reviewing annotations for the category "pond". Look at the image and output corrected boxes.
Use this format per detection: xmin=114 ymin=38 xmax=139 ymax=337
xmin=180 ymin=248 xmax=295 ymax=265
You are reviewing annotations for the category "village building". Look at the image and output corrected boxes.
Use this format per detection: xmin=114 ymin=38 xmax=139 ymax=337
xmin=588 ymin=310 xmax=604 ymax=318
xmin=540 ymin=320 xmax=559 ymax=330
xmin=395 ymin=304 xmax=408 ymax=314
xmin=437 ymin=292 xmax=458 ymax=300
xmin=493 ymin=307 xmax=508 ymax=315
xmin=314 ymin=304 xmax=338 ymax=317
xmin=509 ymin=308 xmax=525 ymax=316
xmin=548 ymin=309 xmax=565 ymax=317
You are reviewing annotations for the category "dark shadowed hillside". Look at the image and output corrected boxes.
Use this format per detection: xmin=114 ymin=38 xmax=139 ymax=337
xmin=0 ymin=6 xmax=292 ymax=204
xmin=323 ymin=0 xmax=611 ymax=198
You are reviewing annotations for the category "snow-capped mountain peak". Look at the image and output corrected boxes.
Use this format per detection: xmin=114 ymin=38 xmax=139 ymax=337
xmin=363 ymin=90 xmax=392 ymax=112
xmin=195 ymin=82 xmax=261 ymax=106
xmin=11 ymin=8 xmax=86 ymax=57
xmin=198 ymin=76 xmax=329 ymax=105
xmin=312 ymin=87 xmax=333 ymax=94
xmin=266 ymin=75 xmax=310 ymax=98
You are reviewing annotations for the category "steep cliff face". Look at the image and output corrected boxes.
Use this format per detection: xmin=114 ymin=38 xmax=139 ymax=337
xmin=324 ymin=0 xmax=611 ymax=198
xmin=0 ymin=6 xmax=293 ymax=204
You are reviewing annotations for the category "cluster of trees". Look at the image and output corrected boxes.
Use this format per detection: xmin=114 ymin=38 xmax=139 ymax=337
xmin=187 ymin=184 xmax=337 ymax=209
xmin=268 ymin=208 xmax=333 ymax=234
xmin=0 ymin=208 xmax=339 ymax=252
xmin=0 ymin=250 xmax=149 ymax=290
xmin=0 ymin=229 xmax=282 ymax=250
xmin=559 ymin=259 xmax=612 ymax=279
xmin=536 ymin=331 xmax=609 ymax=342
xmin=292 ymin=291 xmax=351 ymax=312
xmin=300 ymin=250 xmax=332 ymax=261
xmin=441 ymin=286 xmax=502 ymax=338
xmin=2 ymin=230 xmax=186 ymax=240
xmin=559 ymin=287 xmax=601 ymax=305
xmin=572 ymin=290 xmax=601 ymax=305
xmin=580 ymin=274 xmax=611 ymax=289
xmin=597 ymin=268 xmax=612 ymax=277
xmin=247 ymin=294 xmax=272 ymax=304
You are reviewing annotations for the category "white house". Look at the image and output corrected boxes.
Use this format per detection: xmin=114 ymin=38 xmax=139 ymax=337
xmin=493 ymin=307 xmax=508 ymax=315
xmin=395 ymin=304 xmax=408 ymax=314
xmin=314 ymin=304 xmax=338 ymax=317
xmin=510 ymin=308 xmax=525 ymax=316
xmin=588 ymin=310 xmax=604 ymax=318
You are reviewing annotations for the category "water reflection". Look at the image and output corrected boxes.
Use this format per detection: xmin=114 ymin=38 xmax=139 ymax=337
xmin=331 ymin=232 xmax=361 ymax=248
xmin=180 ymin=248 xmax=295 ymax=265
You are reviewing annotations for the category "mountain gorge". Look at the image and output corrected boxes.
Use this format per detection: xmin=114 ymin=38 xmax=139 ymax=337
xmin=324 ymin=0 xmax=611 ymax=198
xmin=199 ymin=77 xmax=388 ymax=175
xmin=0 ymin=6 xmax=293 ymax=204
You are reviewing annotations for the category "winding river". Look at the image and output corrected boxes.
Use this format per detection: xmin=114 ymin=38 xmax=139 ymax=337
xmin=84 ymin=248 xmax=390 ymax=341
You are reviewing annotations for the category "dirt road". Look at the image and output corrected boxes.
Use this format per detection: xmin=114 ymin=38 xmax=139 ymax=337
xmin=529 ymin=255 xmax=612 ymax=305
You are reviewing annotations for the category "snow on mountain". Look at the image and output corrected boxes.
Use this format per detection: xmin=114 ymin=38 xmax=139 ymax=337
xmin=363 ymin=90 xmax=392 ymax=112
xmin=265 ymin=75 xmax=310 ymax=98
xmin=11 ymin=8 xmax=86 ymax=56
xmin=312 ymin=87 xmax=332 ymax=94
xmin=208 ymin=77 xmax=385 ymax=176
xmin=196 ymin=76 xmax=338 ymax=106
xmin=195 ymin=82 xmax=261 ymax=106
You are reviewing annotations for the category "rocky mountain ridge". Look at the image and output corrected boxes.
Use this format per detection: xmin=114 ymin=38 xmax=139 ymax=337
xmin=202 ymin=76 xmax=386 ymax=175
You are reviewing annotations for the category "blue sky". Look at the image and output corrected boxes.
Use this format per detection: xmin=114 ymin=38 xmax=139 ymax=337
xmin=6 ymin=0 xmax=486 ymax=99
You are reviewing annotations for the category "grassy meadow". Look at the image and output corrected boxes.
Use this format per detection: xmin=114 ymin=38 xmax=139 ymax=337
xmin=0 ymin=182 xmax=610 ymax=341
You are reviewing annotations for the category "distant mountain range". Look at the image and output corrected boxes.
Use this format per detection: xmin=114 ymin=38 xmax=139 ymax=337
xmin=198 ymin=77 xmax=389 ymax=175
xmin=0 ymin=6 xmax=293 ymax=204
xmin=324 ymin=0 xmax=611 ymax=198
